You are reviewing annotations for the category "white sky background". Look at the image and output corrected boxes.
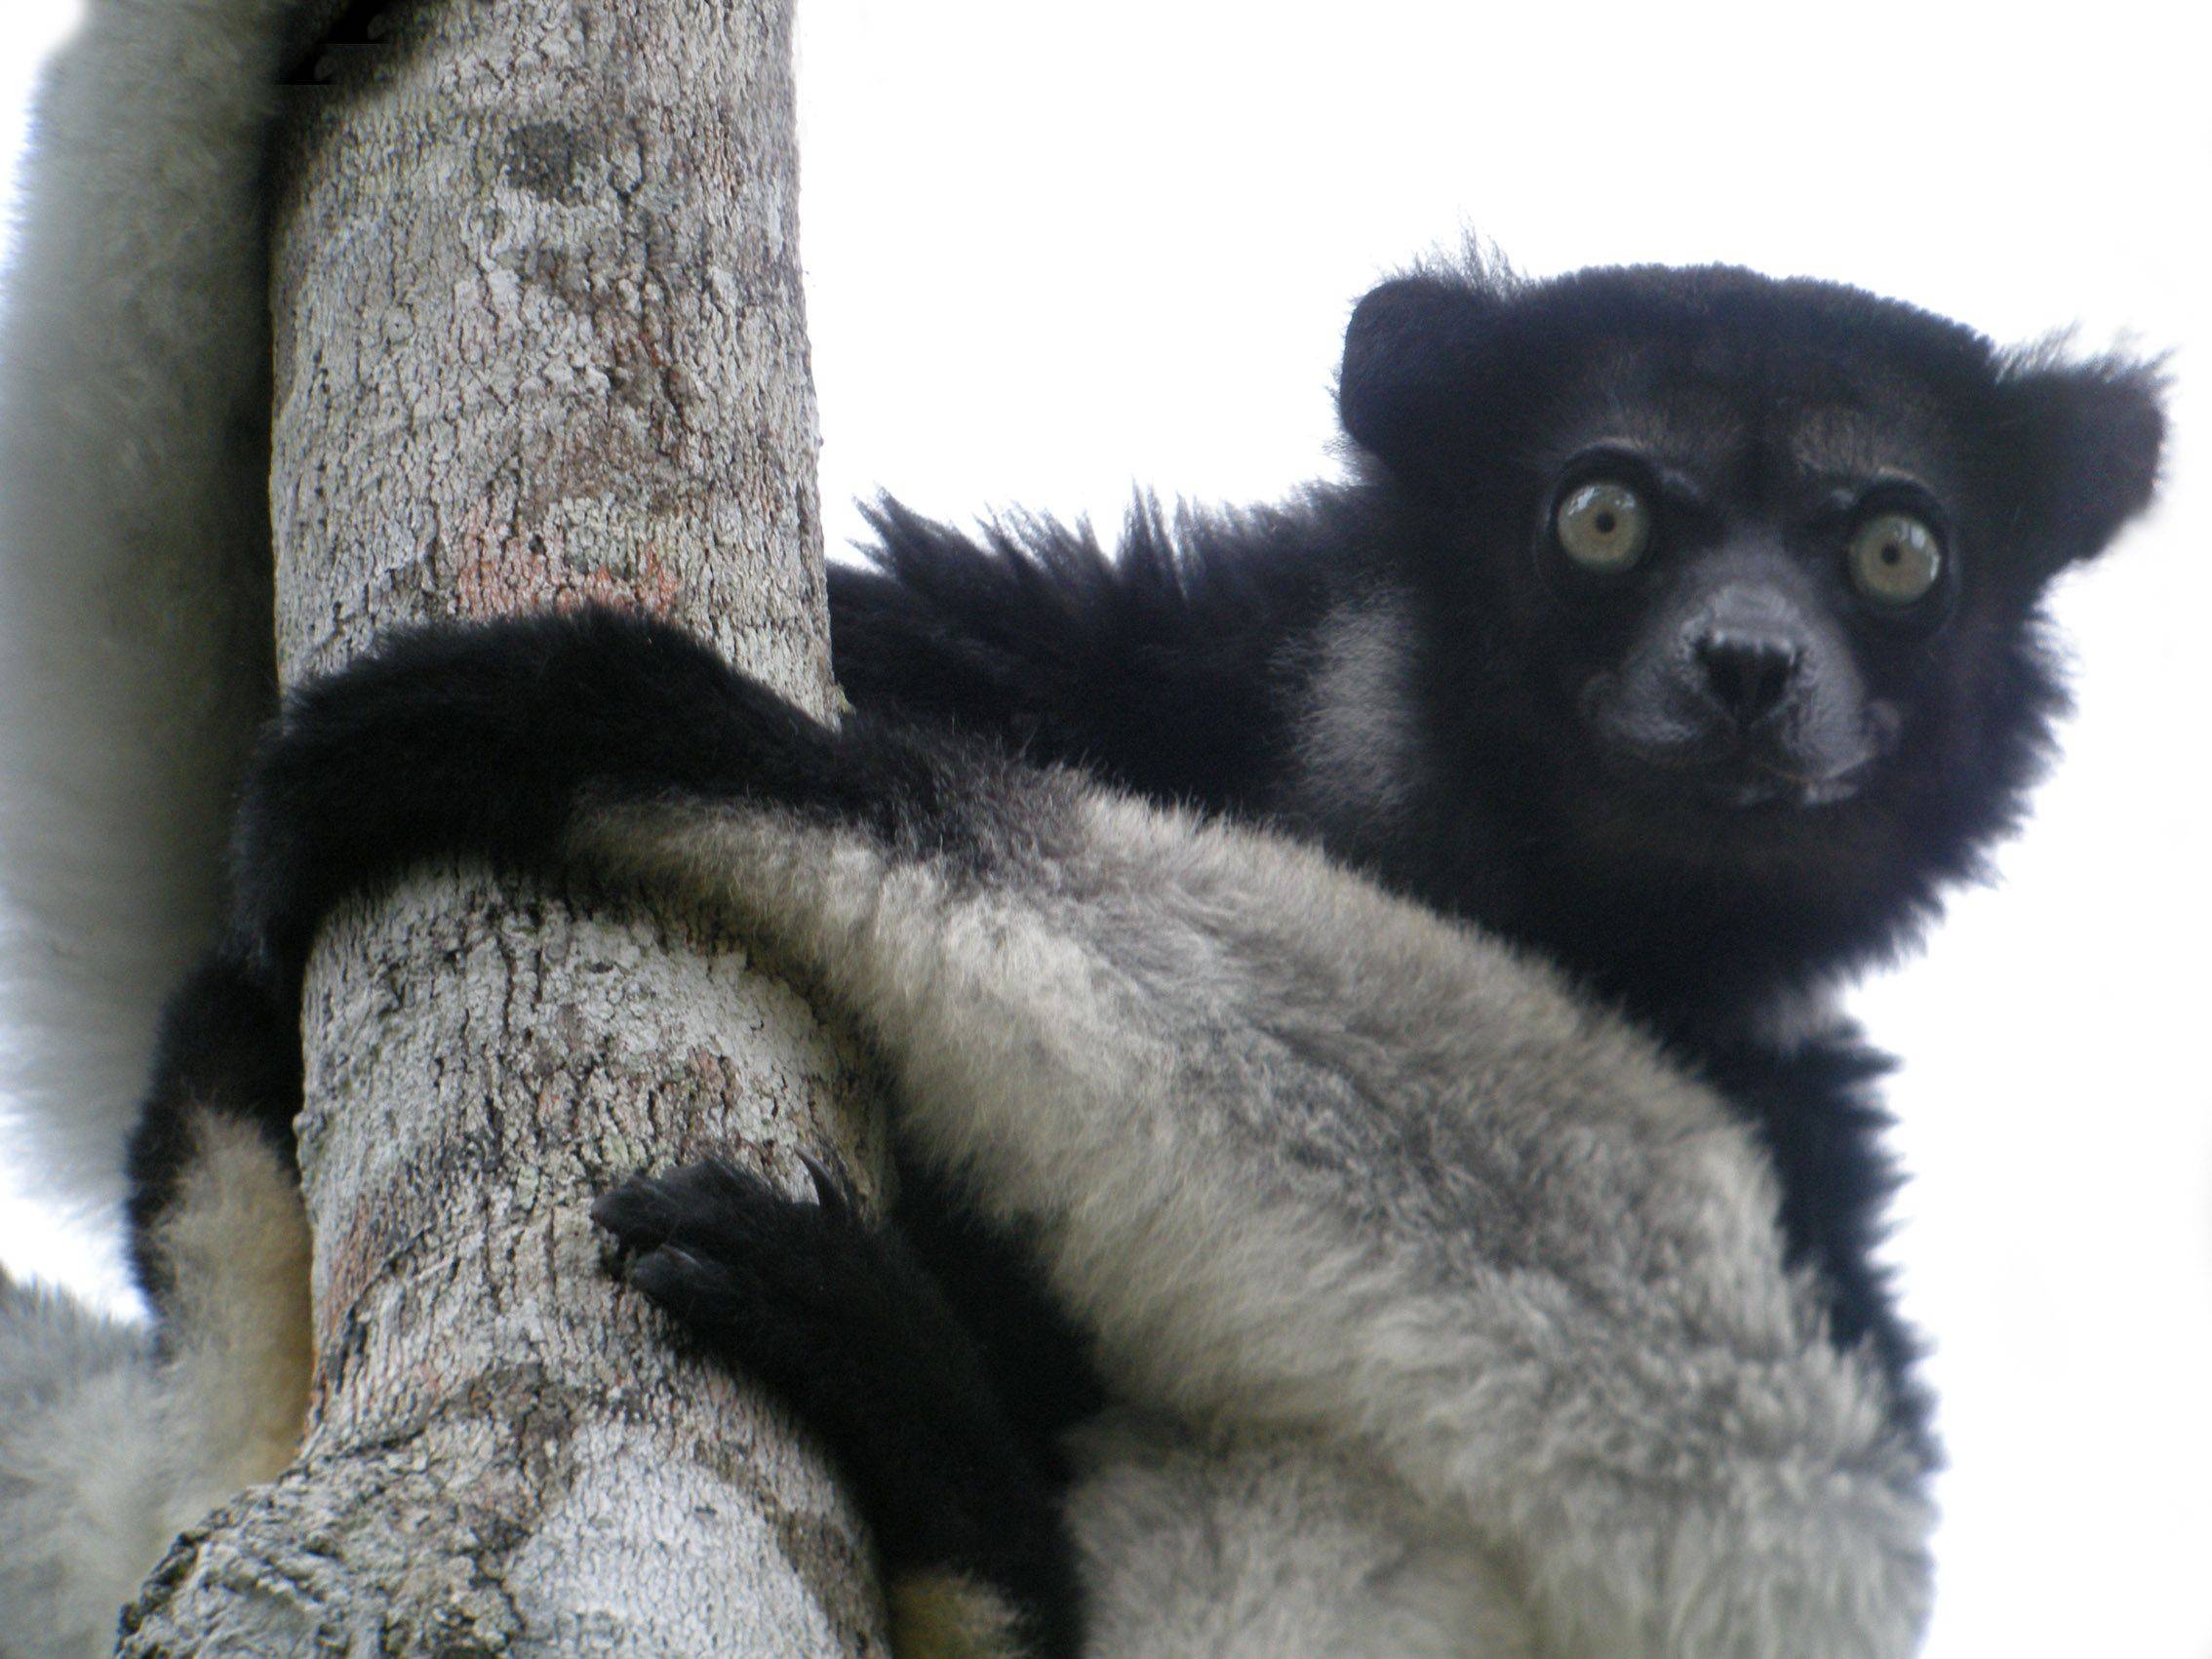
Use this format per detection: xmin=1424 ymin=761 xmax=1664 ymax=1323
xmin=2 ymin=2 xmax=2208 ymax=1654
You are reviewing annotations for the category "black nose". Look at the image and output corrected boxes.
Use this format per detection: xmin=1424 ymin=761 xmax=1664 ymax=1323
xmin=1694 ymin=630 xmax=1801 ymax=726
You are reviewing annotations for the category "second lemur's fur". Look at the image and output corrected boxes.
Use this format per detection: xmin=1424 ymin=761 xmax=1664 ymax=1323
xmin=0 ymin=0 xmax=295 ymax=1216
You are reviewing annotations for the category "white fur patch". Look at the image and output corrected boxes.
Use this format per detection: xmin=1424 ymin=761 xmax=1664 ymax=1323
xmin=1290 ymin=589 xmax=1421 ymax=822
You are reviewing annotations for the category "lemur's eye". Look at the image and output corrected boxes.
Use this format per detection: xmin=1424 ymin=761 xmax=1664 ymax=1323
xmin=1848 ymin=512 xmax=1943 ymax=605
xmin=1555 ymin=481 xmax=1650 ymax=572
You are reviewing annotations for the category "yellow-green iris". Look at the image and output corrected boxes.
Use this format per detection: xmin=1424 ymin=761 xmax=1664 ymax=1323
xmin=1849 ymin=512 xmax=1943 ymax=605
xmin=1556 ymin=481 xmax=1650 ymax=572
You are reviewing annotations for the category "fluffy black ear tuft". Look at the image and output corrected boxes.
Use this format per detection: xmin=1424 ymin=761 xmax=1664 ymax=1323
xmin=1337 ymin=274 xmax=1501 ymax=475
xmin=1996 ymin=350 xmax=2167 ymax=573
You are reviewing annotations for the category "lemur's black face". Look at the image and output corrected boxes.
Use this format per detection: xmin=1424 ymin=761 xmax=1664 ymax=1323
xmin=1338 ymin=262 xmax=2163 ymax=988
xmin=1546 ymin=440 xmax=1926 ymax=818
xmin=1522 ymin=342 xmax=1980 ymax=846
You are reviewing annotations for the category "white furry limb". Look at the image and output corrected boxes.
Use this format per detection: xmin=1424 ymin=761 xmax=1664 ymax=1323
xmin=0 ymin=1271 xmax=161 ymax=1657
xmin=0 ymin=0 xmax=296 ymax=1216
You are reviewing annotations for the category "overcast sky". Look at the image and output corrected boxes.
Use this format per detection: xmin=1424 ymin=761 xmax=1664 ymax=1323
xmin=2 ymin=3 xmax=2208 ymax=1655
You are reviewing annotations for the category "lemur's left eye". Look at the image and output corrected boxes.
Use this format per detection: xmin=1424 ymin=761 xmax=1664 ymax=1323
xmin=1556 ymin=481 xmax=1650 ymax=572
xmin=1848 ymin=512 xmax=1944 ymax=605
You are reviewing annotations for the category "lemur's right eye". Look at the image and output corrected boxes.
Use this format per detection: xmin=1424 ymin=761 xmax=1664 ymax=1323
xmin=1847 ymin=511 xmax=1944 ymax=607
xmin=1555 ymin=481 xmax=1651 ymax=572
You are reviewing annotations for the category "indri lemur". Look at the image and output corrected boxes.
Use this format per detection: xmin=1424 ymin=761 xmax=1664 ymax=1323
xmin=0 ymin=1 xmax=2163 ymax=1654
xmin=211 ymin=266 xmax=2157 ymax=1657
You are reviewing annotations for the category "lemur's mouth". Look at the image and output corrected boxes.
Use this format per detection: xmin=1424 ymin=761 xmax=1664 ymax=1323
xmin=1692 ymin=760 xmax=1869 ymax=811
xmin=1583 ymin=675 xmax=1901 ymax=816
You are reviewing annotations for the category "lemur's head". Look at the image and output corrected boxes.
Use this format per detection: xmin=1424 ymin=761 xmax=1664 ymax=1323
xmin=1336 ymin=257 xmax=2164 ymax=995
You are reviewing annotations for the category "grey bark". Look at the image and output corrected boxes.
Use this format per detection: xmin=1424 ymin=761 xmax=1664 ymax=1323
xmin=119 ymin=1 xmax=891 ymax=1651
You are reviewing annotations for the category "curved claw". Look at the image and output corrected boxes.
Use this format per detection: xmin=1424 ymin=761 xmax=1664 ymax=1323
xmin=796 ymin=1147 xmax=855 ymax=1218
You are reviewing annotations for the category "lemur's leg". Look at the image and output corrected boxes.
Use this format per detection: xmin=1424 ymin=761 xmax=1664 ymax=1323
xmin=231 ymin=609 xmax=1935 ymax=1659
xmin=594 ymin=1159 xmax=1083 ymax=1659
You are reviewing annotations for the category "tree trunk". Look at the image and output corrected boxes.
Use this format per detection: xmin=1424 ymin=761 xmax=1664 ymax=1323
xmin=119 ymin=1 xmax=890 ymax=1650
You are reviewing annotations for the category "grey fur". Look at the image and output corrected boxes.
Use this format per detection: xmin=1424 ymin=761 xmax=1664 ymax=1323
xmin=1286 ymin=587 xmax=1425 ymax=830
xmin=575 ymin=761 xmax=1934 ymax=1655
xmin=0 ymin=1270 xmax=158 ymax=1658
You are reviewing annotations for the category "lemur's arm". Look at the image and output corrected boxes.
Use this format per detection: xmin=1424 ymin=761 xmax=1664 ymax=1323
xmin=233 ymin=609 xmax=1933 ymax=1656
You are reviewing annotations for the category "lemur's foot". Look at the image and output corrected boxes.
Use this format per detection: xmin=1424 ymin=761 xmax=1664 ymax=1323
xmin=593 ymin=1156 xmax=1083 ymax=1656
xmin=593 ymin=1153 xmax=887 ymax=1391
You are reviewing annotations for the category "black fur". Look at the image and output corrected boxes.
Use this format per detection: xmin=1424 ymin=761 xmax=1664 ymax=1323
xmin=225 ymin=606 xmax=1032 ymax=999
xmin=833 ymin=497 xmax=1332 ymax=811
xmin=278 ymin=0 xmax=413 ymax=87
xmin=885 ymin=1148 xmax=1107 ymax=1482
